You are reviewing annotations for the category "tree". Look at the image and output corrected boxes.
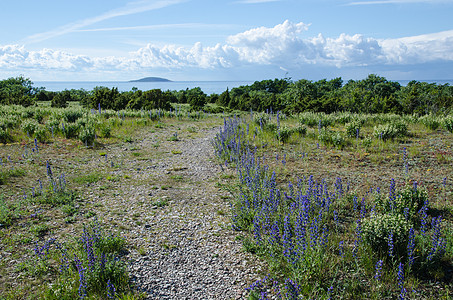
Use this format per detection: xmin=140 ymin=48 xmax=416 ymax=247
xmin=51 ymin=90 xmax=71 ymax=108
xmin=217 ymin=88 xmax=231 ymax=107
xmin=89 ymin=86 xmax=120 ymax=110
xmin=186 ymin=87 xmax=207 ymax=111
xmin=0 ymin=76 xmax=38 ymax=106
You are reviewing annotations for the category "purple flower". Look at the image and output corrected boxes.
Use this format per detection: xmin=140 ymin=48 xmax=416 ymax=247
xmin=407 ymin=228 xmax=415 ymax=268
xmin=374 ymin=260 xmax=383 ymax=281
xmin=397 ymin=262 xmax=404 ymax=289
xmin=107 ymin=279 xmax=116 ymax=299
xmin=388 ymin=230 xmax=394 ymax=258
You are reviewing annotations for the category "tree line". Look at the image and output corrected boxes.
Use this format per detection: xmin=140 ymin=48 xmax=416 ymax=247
xmin=1 ymin=75 xmax=452 ymax=115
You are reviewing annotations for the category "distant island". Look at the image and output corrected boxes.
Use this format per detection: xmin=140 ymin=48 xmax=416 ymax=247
xmin=129 ymin=77 xmax=172 ymax=82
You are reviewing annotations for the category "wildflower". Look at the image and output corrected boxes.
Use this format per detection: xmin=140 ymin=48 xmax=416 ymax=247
xmin=107 ymin=279 xmax=116 ymax=299
xmin=74 ymin=254 xmax=87 ymax=299
xmin=46 ymin=160 xmax=53 ymax=179
xmin=397 ymin=262 xmax=404 ymax=289
xmin=407 ymin=228 xmax=415 ymax=268
xmin=374 ymin=260 xmax=383 ymax=281
xmin=388 ymin=230 xmax=394 ymax=258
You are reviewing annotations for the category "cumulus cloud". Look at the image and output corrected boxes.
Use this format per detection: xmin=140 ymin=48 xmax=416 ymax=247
xmin=2 ymin=20 xmax=453 ymax=79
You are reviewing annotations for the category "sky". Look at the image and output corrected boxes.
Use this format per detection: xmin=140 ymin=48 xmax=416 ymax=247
xmin=1 ymin=0 xmax=453 ymax=82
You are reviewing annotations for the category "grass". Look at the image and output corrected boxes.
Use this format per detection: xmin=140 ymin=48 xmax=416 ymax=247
xmin=0 ymin=167 xmax=26 ymax=185
xmin=214 ymin=112 xmax=453 ymax=299
xmin=0 ymin=104 xmax=451 ymax=299
xmin=72 ymin=172 xmax=104 ymax=185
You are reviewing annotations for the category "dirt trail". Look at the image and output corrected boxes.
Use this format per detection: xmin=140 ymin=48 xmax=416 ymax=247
xmin=89 ymin=123 xmax=262 ymax=299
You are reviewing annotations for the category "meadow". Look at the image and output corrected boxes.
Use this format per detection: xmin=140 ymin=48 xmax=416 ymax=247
xmin=0 ymin=101 xmax=452 ymax=299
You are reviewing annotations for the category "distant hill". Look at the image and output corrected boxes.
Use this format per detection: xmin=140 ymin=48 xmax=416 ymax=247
xmin=129 ymin=77 xmax=172 ymax=82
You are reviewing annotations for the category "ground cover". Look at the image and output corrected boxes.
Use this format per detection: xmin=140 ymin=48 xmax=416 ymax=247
xmin=213 ymin=111 xmax=452 ymax=299
xmin=0 ymin=103 xmax=452 ymax=299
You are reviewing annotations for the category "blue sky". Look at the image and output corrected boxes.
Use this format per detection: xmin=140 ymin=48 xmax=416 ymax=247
xmin=1 ymin=0 xmax=453 ymax=81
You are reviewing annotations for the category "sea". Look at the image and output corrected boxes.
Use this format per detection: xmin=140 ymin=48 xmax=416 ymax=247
xmin=34 ymin=81 xmax=255 ymax=95
xmin=34 ymin=79 xmax=453 ymax=95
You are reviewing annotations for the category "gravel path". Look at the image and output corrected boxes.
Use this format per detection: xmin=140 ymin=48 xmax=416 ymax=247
xmin=92 ymin=125 xmax=262 ymax=299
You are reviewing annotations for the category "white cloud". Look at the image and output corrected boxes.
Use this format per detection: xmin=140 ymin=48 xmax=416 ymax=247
xmin=23 ymin=0 xmax=186 ymax=44
xmin=2 ymin=20 xmax=453 ymax=80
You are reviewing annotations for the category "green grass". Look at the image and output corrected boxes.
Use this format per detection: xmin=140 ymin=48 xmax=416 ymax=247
xmin=0 ymin=167 xmax=26 ymax=185
xmin=72 ymin=172 xmax=104 ymax=185
xmin=216 ymin=112 xmax=453 ymax=299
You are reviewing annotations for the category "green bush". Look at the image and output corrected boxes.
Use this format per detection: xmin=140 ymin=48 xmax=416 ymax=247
xmin=79 ymin=125 xmax=96 ymax=145
xmin=100 ymin=125 xmax=112 ymax=138
xmin=0 ymin=116 xmax=19 ymax=130
xmin=61 ymin=123 xmax=80 ymax=139
xmin=443 ymin=115 xmax=453 ymax=133
xmin=46 ymin=117 xmax=61 ymax=134
xmin=362 ymin=213 xmax=411 ymax=257
xmin=318 ymin=128 xmax=331 ymax=143
xmin=331 ymin=132 xmax=348 ymax=149
xmin=34 ymin=125 xmax=50 ymax=143
xmin=21 ymin=119 xmax=39 ymax=136
xmin=373 ymin=121 xmax=408 ymax=140
xmin=276 ymin=126 xmax=292 ymax=143
xmin=362 ymin=136 xmax=372 ymax=148
xmin=0 ymin=128 xmax=12 ymax=144
xmin=298 ymin=112 xmax=319 ymax=127
xmin=264 ymin=123 xmax=278 ymax=132
xmin=345 ymin=121 xmax=362 ymax=138
xmin=296 ymin=124 xmax=307 ymax=136
xmin=374 ymin=186 xmax=428 ymax=223
xmin=419 ymin=114 xmax=441 ymax=131
xmin=64 ymin=110 xmax=84 ymax=123
xmin=253 ymin=112 xmax=268 ymax=127
xmin=34 ymin=109 xmax=46 ymax=124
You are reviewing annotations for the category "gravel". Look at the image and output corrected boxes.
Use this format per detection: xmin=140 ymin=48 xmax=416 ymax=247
xmin=93 ymin=125 xmax=263 ymax=299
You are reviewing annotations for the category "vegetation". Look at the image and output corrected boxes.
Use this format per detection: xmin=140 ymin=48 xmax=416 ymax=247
xmin=213 ymin=112 xmax=452 ymax=299
xmin=2 ymin=75 xmax=452 ymax=115
xmin=0 ymin=74 xmax=452 ymax=299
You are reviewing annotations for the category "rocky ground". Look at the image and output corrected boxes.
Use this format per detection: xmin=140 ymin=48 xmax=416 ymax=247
xmin=80 ymin=122 xmax=263 ymax=299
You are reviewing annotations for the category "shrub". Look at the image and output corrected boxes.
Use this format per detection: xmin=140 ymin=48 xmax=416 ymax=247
xmin=0 ymin=116 xmax=19 ymax=130
xmin=345 ymin=121 xmax=362 ymax=138
xmin=299 ymin=113 xmax=319 ymax=127
xmin=362 ymin=136 xmax=372 ymax=148
xmin=374 ymin=185 xmax=428 ymax=223
xmin=373 ymin=121 xmax=408 ymax=140
xmin=21 ymin=119 xmax=39 ymax=136
xmin=34 ymin=125 xmax=50 ymax=143
xmin=443 ymin=115 xmax=453 ymax=133
xmin=296 ymin=124 xmax=307 ymax=136
xmin=331 ymin=132 xmax=348 ymax=149
xmin=34 ymin=109 xmax=46 ymax=124
xmin=419 ymin=114 xmax=441 ymax=131
xmin=362 ymin=213 xmax=411 ymax=257
xmin=79 ymin=125 xmax=96 ymax=145
xmin=253 ymin=112 xmax=268 ymax=127
xmin=318 ymin=128 xmax=332 ymax=144
xmin=64 ymin=110 xmax=84 ymax=123
xmin=276 ymin=126 xmax=292 ymax=143
xmin=0 ymin=128 xmax=12 ymax=144
xmin=61 ymin=123 xmax=80 ymax=139
xmin=100 ymin=125 xmax=112 ymax=138
xmin=46 ymin=117 xmax=61 ymax=134
xmin=265 ymin=123 xmax=278 ymax=132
